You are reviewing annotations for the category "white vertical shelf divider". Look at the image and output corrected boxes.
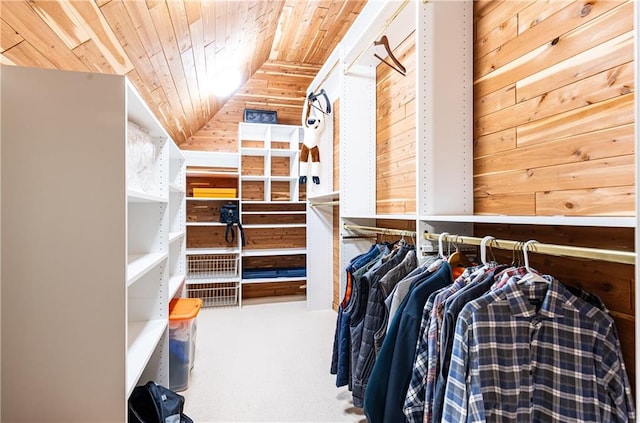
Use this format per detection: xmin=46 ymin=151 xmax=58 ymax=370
xmin=168 ymin=141 xmax=186 ymax=298
xmin=634 ymin=0 xmax=639 ymax=411
xmin=416 ymin=0 xmax=474 ymax=253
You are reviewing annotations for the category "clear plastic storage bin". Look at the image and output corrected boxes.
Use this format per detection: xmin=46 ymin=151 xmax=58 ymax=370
xmin=168 ymin=298 xmax=203 ymax=392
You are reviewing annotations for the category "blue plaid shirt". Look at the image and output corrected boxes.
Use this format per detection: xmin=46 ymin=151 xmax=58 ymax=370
xmin=442 ymin=274 xmax=635 ymax=422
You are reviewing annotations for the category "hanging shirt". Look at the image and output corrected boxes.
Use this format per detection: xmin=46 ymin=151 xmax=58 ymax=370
xmin=430 ymin=266 xmax=509 ymax=423
xmin=402 ymin=266 xmax=482 ymax=423
xmin=364 ymin=261 xmax=452 ymax=423
xmin=442 ymin=275 xmax=636 ymax=423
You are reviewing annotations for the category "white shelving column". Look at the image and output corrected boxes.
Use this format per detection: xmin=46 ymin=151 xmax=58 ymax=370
xmin=1 ymin=65 xmax=171 ymax=421
xmin=168 ymin=142 xmax=187 ymax=298
xmin=238 ymin=122 xmax=306 ymax=307
xmin=634 ymin=0 xmax=639 ymax=411
xmin=416 ymin=0 xmax=474 ymax=254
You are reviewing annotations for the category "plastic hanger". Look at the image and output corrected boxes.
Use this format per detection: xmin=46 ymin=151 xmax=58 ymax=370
xmin=307 ymin=89 xmax=332 ymax=116
xmin=438 ymin=232 xmax=450 ymax=259
xmin=518 ymin=240 xmax=549 ymax=284
xmin=479 ymin=236 xmax=495 ymax=267
xmin=373 ymin=35 xmax=407 ymax=76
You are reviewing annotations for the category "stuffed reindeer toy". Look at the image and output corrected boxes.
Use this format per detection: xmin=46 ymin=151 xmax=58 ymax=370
xmin=299 ymin=89 xmax=331 ymax=185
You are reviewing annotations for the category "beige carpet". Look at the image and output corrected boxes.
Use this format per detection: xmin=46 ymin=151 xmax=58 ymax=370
xmin=181 ymin=296 xmax=366 ymax=423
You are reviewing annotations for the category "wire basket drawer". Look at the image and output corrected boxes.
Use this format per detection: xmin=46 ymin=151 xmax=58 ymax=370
xmin=187 ymin=254 xmax=239 ymax=280
xmin=187 ymin=282 xmax=239 ymax=307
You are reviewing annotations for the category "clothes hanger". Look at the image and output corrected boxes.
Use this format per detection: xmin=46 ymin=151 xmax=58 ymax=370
xmin=448 ymin=235 xmax=472 ymax=268
xmin=307 ymin=89 xmax=332 ymax=116
xmin=373 ymin=35 xmax=407 ymax=76
xmin=438 ymin=232 xmax=450 ymax=259
xmin=398 ymin=232 xmax=407 ymax=247
xmin=479 ymin=236 xmax=495 ymax=267
xmin=518 ymin=240 xmax=549 ymax=284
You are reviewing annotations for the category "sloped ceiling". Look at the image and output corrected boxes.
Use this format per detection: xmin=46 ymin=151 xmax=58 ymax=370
xmin=0 ymin=0 xmax=366 ymax=145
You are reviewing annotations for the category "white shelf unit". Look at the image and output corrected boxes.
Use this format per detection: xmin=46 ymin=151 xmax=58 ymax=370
xmin=1 ymin=65 xmax=177 ymax=421
xmin=235 ymin=123 xmax=307 ymax=306
xmin=182 ymin=151 xmax=242 ymax=307
xmin=239 ymin=122 xmax=302 ymax=203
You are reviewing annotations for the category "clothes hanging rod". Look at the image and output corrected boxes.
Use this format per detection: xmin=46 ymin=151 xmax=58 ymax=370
xmin=343 ymin=0 xmax=411 ymax=75
xmin=423 ymin=232 xmax=635 ymax=265
xmin=343 ymin=224 xmax=416 ymax=238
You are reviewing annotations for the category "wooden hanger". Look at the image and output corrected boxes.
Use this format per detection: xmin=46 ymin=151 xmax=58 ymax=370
xmin=448 ymin=236 xmax=472 ymax=268
xmin=374 ymin=35 xmax=406 ymax=76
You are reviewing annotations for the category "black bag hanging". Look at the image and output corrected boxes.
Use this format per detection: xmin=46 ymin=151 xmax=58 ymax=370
xmin=128 ymin=381 xmax=194 ymax=423
xmin=219 ymin=203 xmax=246 ymax=246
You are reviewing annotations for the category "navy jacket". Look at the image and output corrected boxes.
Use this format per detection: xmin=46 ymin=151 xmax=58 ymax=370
xmin=364 ymin=261 xmax=452 ymax=423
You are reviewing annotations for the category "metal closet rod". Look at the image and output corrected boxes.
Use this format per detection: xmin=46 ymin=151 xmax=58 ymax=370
xmin=423 ymin=232 xmax=635 ymax=266
xmin=343 ymin=224 xmax=416 ymax=237
xmin=342 ymin=224 xmax=635 ymax=265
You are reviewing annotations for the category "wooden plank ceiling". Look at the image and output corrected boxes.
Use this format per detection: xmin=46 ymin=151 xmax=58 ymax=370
xmin=0 ymin=0 xmax=365 ymax=146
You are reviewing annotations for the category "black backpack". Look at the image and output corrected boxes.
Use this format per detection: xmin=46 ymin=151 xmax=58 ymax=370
xmin=128 ymin=381 xmax=194 ymax=423
xmin=220 ymin=203 xmax=246 ymax=246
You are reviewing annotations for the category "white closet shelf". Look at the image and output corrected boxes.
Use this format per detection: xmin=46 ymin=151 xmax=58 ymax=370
xmin=419 ymin=214 xmax=636 ymax=228
xmin=127 ymin=253 xmax=168 ymax=286
xmin=186 ymin=247 xmax=240 ymax=255
xmin=186 ymin=170 xmax=239 ymax=178
xmin=239 ymin=122 xmax=302 ymax=141
xmin=242 ymin=276 xmax=307 ymax=284
xmin=270 ymin=176 xmax=298 ymax=182
xmin=270 ymin=149 xmax=298 ymax=158
xmin=308 ymin=191 xmax=340 ymax=202
xmin=241 ymin=175 xmax=267 ymax=181
xmin=182 ymin=151 xmax=239 ymax=169
xmin=343 ymin=213 xmax=416 ymax=220
xmin=241 ymin=147 xmax=269 ymax=156
xmin=186 ymin=196 xmax=240 ymax=201
xmin=126 ymin=318 xmax=167 ymax=397
xmin=244 ymin=200 xmax=307 ymax=205
xmin=128 ymin=190 xmax=168 ymax=203
xmin=242 ymin=211 xmax=306 ymax=215
xmin=244 ymin=223 xmax=306 ymax=229
xmin=169 ymin=274 xmax=186 ymax=298
xmin=186 ymin=222 xmax=225 ymax=227
xmin=242 ymin=247 xmax=306 ymax=257
xmin=169 ymin=231 xmax=186 ymax=244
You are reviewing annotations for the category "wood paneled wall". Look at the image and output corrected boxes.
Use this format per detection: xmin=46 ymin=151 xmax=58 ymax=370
xmin=473 ymin=1 xmax=635 ymax=216
xmin=180 ymin=60 xmax=320 ymax=151
xmin=376 ymin=33 xmax=416 ymax=215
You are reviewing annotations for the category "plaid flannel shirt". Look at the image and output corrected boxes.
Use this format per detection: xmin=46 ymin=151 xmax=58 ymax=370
xmin=442 ymin=275 xmax=635 ymax=423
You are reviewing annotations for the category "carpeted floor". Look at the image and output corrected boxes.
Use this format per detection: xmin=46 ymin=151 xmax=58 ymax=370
xmin=180 ymin=296 xmax=366 ymax=423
